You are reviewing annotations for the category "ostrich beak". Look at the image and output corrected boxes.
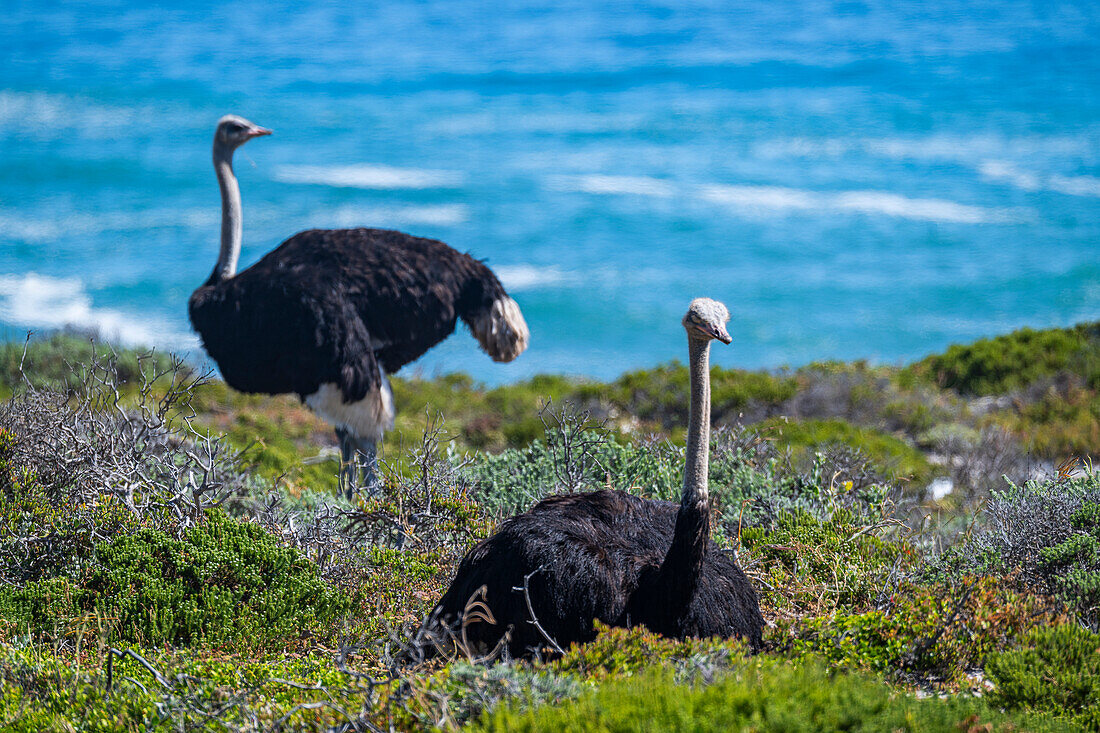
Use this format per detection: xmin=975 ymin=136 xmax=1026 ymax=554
xmin=248 ymin=126 xmax=272 ymax=138
xmin=696 ymin=324 xmax=732 ymax=344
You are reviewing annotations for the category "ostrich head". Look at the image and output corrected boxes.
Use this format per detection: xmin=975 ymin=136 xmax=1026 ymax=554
xmin=682 ymin=298 xmax=732 ymax=344
xmin=214 ymin=114 xmax=271 ymax=151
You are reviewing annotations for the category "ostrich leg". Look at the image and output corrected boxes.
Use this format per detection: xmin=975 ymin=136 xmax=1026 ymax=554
xmin=336 ymin=427 xmax=356 ymax=498
xmin=353 ymin=436 xmax=381 ymax=498
xmin=336 ymin=428 xmax=381 ymax=500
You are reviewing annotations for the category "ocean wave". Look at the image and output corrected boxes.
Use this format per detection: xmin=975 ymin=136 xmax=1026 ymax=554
xmin=0 ymin=208 xmax=218 ymax=242
xmin=832 ymin=191 xmax=1015 ymax=224
xmin=0 ymin=272 xmax=197 ymax=349
xmin=699 ymin=184 xmax=1020 ymax=224
xmin=550 ymin=174 xmax=676 ymax=197
xmin=1050 ymin=174 xmax=1100 ymax=197
xmin=697 ymin=184 xmax=818 ymax=211
xmin=755 ymin=135 xmax=1095 ymax=164
xmin=554 ymin=173 xmax=1019 ymax=224
xmin=495 ymin=264 xmax=573 ymax=291
xmin=324 ymin=204 xmax=468 ymax=228
xmin=867 ymin=135 xmax=1095 ymax=162
xmin=0 ymin=90 xmax=139 ymax=138
xmin=980 ymin=160 xmax=1100 ymax=198
xmin=425 ymin=110 xmax=644 ymax=136
xmin=273 ymin=164 xmax=465 ymax=189
xmin=977 ymin=161 xmax=1041 ymax=191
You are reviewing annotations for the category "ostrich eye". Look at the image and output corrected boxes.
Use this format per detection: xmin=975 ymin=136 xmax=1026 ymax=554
xmin=227 ymin=123 xmax=243 ymax=132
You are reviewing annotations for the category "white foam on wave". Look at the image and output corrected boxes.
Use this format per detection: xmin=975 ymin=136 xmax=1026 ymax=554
xmin=865 ymin=135 xmax=1095 ymax=162
xmin=273 ymin=164 xmax=465 ymax=189
xmin=555 ymin=173 xmax=1019 ymax=224
xmin=978 ymin=161 xmax=1042 ymax=191
xmin=756 ymin=135 xmax=1093 ymax=165
xmin=0 ymin=207 xmax=218 ymax=243
xmin=324 ymin=204 xmax=468 ymax=228
xmin=0 ymin=90 xmax=138 ymax=137
xmin=1049 ymin=174 xmax=1100 ymax=197
xmin=550 ymin=174 xmax=676 ymax=197
xmin=495 ymin=264 xmax=573 ymax=291
xmin=0 ymin=272 xmax=197 ymax=349
xmin=833 ymin=191 xmax=1014 ymax=224
xmin=980 ymin=160 xmax=1100 ymax=198
xmin=700 ymin=184 xmax=1019 ymax=224
xmin=697 ymin=184 xmax=818 ymax=211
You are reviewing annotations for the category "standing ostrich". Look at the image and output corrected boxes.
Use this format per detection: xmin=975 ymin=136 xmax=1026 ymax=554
xmin=419 ymin=298 xmax=763 ymax=659
xmin=188 ymin=115 xmax=529 ymax=495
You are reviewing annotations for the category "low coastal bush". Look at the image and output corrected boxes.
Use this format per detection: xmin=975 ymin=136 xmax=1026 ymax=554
xmin=0 ymin=332 xmax=179 ymax=397
xmin=469 ymin=409 xmax=896 ymax=532
xmin=0 ymin=430 xmax=142 ymax=583
xmin=911 ymin=321 xmax=1100 ymax=396
xmin=475 ymin=660 xmax=1064 ymax=733
xmin=781 ymin=576 xmax=1056 ymax=683
xmin=741 ymin=508 xmax=913 ymax=616
xmin=1015 ymin=385 xmax=1100 ymax=455
xmin=606 ymin=361 xmax=798 ymax=428
xmin=1040 ymin=500 xmax=1100 ymax=626
xmin=468 ymin=435 xmax=682 ymax=516
xmin=0 ymin=646 xmax=369 ymax=732
xmin=552 ymin=623 xmax=749 ymax=682
xmin=762 ymin=417 xmax=933 ymax=486
xmin=929 ymin=473 xmax=1100 ymax=628
xmin=985 ymin=623 xmax=1100 ymax=731
xmin=1 ymin=511 xmax=353 ymax=647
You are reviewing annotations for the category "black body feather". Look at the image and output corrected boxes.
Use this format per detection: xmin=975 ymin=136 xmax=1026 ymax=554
xmin=189 ymin=228 xmax=511 ymax=403
xmin=424 ymin=490 xmax=764 ymax=658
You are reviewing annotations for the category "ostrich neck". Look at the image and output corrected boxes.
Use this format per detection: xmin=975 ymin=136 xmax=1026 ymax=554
xmin=212 ymin=147 xmax=242 ymax=282
xmin=683 ymin=336 xmax=712 ymax=503
xmin=655 ymin=335 xmax=713 ymax=620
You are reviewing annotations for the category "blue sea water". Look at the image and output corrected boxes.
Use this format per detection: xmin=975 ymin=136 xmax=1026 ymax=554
xmin=1 ymin=0 xmax=1098 ymax=382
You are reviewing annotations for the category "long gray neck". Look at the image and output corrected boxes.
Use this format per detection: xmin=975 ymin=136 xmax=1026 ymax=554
xmin=652 ymin=334 xmax=713 ymax=625
xmin=682 ymin=335 xmax=712 ymax=506
xmin=212 ymin=144 xmax=242 ymax=282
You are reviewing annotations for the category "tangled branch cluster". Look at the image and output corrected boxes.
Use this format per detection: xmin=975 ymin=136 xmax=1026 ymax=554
xmin=0 ymin=344 xmax=260 ymax=586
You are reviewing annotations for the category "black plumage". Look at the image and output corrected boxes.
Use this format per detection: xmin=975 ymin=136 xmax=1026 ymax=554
xmin=190 ymin=227 xmax=516 ymax=405
xmin=424 ymin=490 xmax=764 ymax=659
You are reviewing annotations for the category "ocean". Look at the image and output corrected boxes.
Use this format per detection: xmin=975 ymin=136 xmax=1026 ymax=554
xmin=1 ymin=0 xmax=1098 ymax=382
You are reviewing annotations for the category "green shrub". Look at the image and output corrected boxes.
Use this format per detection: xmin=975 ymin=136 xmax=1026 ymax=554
xmin=606 ymin=362 xmax=797 ymax=428
xmin=741 ymin=509 xmax=913 ymax=616
xmin=0 ymin=429 xmax=141 ymax=583
xmin=931 ymin=474 xmax=1100 ymax=629
xmin=0 ymin=511 xmax=353 ymax=648
xmin=469 ymin=423 xmax=894 ymax=533
xmin=1002 ymin=384 xmax=1100 ymax=457
xmin=0 ymin=646 xmax=368 ymax=732
xmin=782 ymin=576 xmax=1055 ymax=683
xmin=476 ymin=660 xmax=1064 ymax=733
xmin=467 ymin=437 xmax=685 ymax=517
xmin=552 ymin=623 xmax=749 ymax=682
xmin=0 ymin=332 xmax=179 ymax=395
xmin=762 ymin=418 xmax=933 ymax=485
xmin=912 ymin=322 xmax=1100 ymax=396
xmin=394 ymin=661 xmax=584 ymax=731
xmin=1038 ymin=501 xmax=1100 ymax=628
xmin=985 ymin=624 xmax=1100 ymax=731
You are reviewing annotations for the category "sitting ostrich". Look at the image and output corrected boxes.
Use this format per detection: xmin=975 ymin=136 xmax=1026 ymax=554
xmin=419 ymin=298 xmax=763 ymax=659
xmin=188 ymin=115 xmax=529 ymax=495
